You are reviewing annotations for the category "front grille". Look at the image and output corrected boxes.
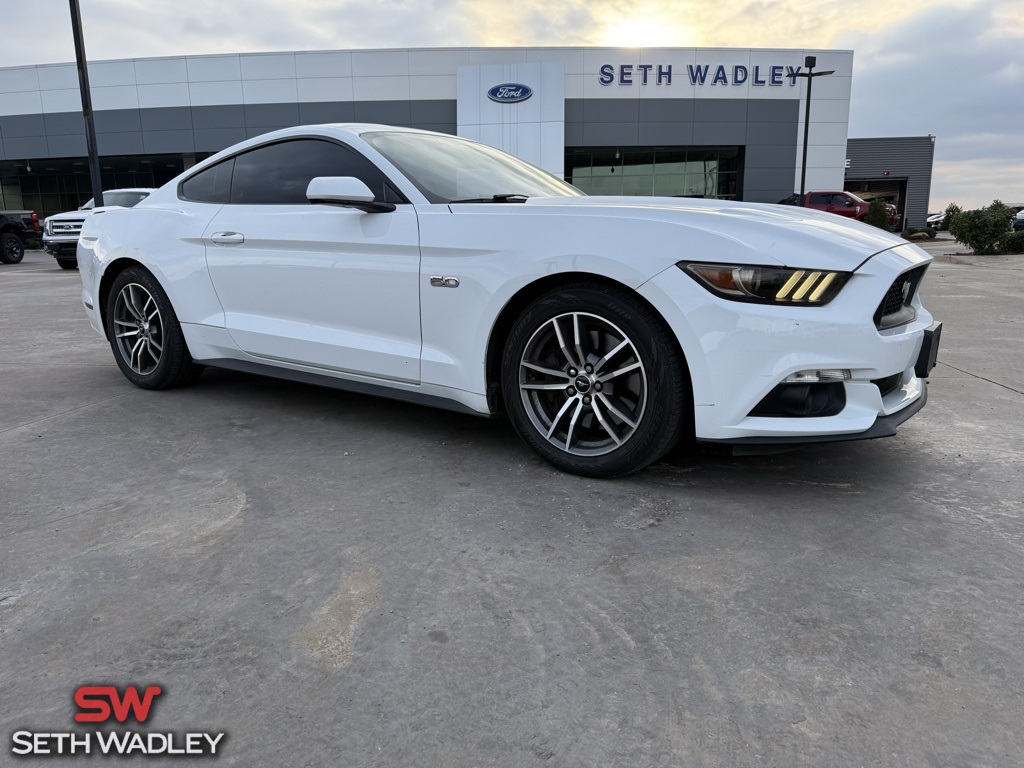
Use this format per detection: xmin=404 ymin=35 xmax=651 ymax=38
xmin=874 ymin=264 xmax=927 ymax=330
xmin=48 ymin=218 xmax=85 ymax=237
xmin=872 ymin=372 xmax=903 ymax=398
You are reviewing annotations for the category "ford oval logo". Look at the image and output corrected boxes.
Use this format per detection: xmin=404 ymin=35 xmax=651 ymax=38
xmin=487 ymin=83 xmax=533 ymax=103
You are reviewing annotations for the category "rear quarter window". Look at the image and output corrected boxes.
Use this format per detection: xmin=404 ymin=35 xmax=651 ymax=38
xmin=179 ymin=159 xmax=234 ymax=204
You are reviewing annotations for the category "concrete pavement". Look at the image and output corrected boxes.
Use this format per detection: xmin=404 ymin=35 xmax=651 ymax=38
xmin=1 ymin=248 xmax=1022 ymax=767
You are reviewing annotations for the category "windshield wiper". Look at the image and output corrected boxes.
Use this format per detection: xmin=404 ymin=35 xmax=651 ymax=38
xmin=448 ymin=194 xmax=530 ymax=204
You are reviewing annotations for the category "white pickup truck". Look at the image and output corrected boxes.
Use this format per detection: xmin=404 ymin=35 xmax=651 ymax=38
xmin=43 ymin=188 xmax=152 ymax=269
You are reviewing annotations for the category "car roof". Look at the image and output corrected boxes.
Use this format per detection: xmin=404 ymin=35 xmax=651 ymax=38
xmin=191 ymin=123 xmax=442 ymax=161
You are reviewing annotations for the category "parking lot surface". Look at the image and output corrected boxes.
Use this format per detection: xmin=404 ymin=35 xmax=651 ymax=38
xmin=2 ymin=247 xmax=1023 ymax=766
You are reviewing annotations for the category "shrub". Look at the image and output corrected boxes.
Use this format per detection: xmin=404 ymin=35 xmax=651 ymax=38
xmin=1003 ymin=231 xmax=1024 ymax=254
xmin=947 ymin=200 xmax=1014 ymax=255
xmin=942 ymin=202 xmax=962 ymax=232
xmin=863 ymin=199 xmax=891 ymax=230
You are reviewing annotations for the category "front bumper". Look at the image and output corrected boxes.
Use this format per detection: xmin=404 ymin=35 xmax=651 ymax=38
xmin=700 ymin=323 xmax=939 ymax=446
xmin=638 ymin=244 xmax=938 ymax=443
xmin=43 ymin=235 xmax=78 ymax=255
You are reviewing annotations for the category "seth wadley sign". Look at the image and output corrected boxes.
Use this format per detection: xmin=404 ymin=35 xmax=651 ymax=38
xmin=598 ymin=63 xmax=806 ymax=87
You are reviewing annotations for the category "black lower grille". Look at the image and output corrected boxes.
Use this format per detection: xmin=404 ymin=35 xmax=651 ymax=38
xmin=749 ymin=382 xmax=846 ymax=418
xmin=872 ymin=372 xmax=903 ymax=398
xmin=875 ymin=265 xmax=927 ymax=330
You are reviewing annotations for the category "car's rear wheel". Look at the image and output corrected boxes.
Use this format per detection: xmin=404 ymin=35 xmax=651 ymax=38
xmin=0 ymin=233 xmax=25 ymax=264
xmin=56 ymin=258 xmax=78 ymax=270
xmin=501 ymin=283 xmax=689 ymax=478
xmin=106 ymin=267 xmax=202 ymax=389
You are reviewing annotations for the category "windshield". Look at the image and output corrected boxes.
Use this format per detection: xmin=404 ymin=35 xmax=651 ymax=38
xmin=363 ymin=131 xmax=582 ymax=204
xmin=81 ymin=191 xmax=151 ymax=210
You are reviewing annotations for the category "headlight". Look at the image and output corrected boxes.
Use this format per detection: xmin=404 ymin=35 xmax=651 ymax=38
xmin=678 ymin=262 xmax=851 ymax=305
xmin=44 ymin=219 xmax=51 ymax=235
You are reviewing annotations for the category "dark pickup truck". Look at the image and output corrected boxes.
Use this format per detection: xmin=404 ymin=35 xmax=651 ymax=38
xmin=1 ymin=210 xmax=41 ymax=265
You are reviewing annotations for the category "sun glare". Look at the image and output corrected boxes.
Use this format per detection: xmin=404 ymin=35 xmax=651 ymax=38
xmin=600 ymin=18 xmax=693 ymax=48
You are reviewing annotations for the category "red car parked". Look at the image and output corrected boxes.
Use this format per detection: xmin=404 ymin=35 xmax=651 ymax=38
xmin=778 ymin=192 xmax=900 ymax=229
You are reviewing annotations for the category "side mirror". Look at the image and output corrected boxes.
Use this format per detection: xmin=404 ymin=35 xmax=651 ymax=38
xmin=306 ymin=177 xmax=395 ymax=213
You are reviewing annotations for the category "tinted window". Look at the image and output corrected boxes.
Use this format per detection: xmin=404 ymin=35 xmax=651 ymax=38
xmin=833 ymin=194 xmax=852 ymax=205
xmin=104 ymin=191 xmax=151 ymax=208
xmin=363 ymin=131 xmax=581 ymax=203
xmin=180 ymin=159 xmax=234 ymax=204
xmin=229 ymin=139 xmax=400 ymax=205
xmin=82 ymin=191 xmax=150 ymax=209
xmin=808 ymin=193 xmax=830 ymax=205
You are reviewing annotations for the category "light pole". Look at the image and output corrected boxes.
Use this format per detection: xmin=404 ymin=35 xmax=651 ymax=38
xmin=69 ymin=0 xmax=103 ymax=208
xmin=793 ymin=55 xmax=834 ymax=206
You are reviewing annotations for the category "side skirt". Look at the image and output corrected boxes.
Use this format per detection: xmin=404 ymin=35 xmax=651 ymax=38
xmin=194 ymin=357 xmax=493 ymax=419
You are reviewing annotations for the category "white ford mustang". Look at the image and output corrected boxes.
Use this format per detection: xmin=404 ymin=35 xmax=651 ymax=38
xmin=77 ymin=124 xmax=941 ymax=477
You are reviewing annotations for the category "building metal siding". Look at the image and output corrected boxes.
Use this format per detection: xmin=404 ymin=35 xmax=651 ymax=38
xmin=2 ymin=97 xmax=799 ymax=205
xmin=0 ymin=102 xmax=459 ymax=162
xmin=845 ymin=136 xmax=934 ymax=228
xmin=565 ymin=97 xmax=800 ymax=204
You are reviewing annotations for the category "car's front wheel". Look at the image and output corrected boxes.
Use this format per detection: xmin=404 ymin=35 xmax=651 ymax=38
xmin=0 ymin=233 xmax=25 ymax=264
xmin=105 ymin=267 xmax=202 ymax=389
xmin=501 ymin=283 xmax=689 ymax=478
xmin=56 ymin=258 xmax=78 ymax=270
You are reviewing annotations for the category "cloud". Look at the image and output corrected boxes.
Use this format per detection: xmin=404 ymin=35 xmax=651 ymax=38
xmin=842 ymin=0 xmax=1024 ymax=207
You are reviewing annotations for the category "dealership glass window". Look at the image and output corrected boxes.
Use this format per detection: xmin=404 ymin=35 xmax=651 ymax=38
xmin=0 ymin=156 xmax=169 ymax=220
xmin=565 ymin=146 xmax=743 ymax=200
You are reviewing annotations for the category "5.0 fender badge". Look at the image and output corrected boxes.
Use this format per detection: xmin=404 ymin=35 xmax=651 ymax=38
xmin=430 ymin=276 xmax=460 ymax=288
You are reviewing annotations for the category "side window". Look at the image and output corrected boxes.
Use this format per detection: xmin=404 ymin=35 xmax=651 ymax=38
xmin=229 ymin=139 xmax=403 ymax=205
xmin=834 ymin=194 xmax=852 ymax=206
xmin=180 ymin=158 xmax=234 ymax=203
xmin=808 ymin=193 xmax=830 ymax=206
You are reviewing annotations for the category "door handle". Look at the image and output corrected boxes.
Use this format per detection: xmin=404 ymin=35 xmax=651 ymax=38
xmin=210 ymin=232 xmax=244 ymax=245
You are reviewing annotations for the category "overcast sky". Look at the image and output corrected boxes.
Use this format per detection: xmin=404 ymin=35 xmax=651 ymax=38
xmin=2 ymin=0 xmax=1021 ymax=209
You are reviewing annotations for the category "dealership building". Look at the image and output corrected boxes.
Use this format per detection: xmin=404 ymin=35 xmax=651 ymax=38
xmin=0 ymin=46 xmax=933 ymax=225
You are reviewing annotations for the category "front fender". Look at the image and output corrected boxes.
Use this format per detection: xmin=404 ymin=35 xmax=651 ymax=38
xmin=415 ymin=205 xmax=737 ymax=399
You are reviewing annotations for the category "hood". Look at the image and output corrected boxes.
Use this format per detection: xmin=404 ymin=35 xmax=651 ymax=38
xmin=46 ymin=205 xmax=134 ymax=223
xmin=46 ymin=209 xmax=91 ymax=223
xmin=522 ymin=196 xmax=909 ymax=272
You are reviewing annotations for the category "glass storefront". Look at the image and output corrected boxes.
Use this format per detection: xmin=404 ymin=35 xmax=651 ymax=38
xmin=1 ymin=145 xmax=747 ymax=217
xmin=565 ymin=146 xmax=743 ymax=200
xmin=0 ymin=155 xmax=193 ymax=220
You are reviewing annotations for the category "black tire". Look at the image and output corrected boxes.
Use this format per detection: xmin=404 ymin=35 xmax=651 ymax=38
xmin=105 ymin=266 xmax=203 ymax=389
xmin=501 ymin=282 xmax=690 ymax=478
xmin=0 ymin=233 xmax=25 ymax=264
xmin=56 ymin=258 xmax=78 ymax=270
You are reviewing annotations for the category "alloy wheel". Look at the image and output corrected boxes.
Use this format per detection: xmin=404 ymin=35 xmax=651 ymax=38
xmin=518 ymin=311 xmax=648 ymax=456
xmin=113 ymin=283 xmax=164 ymax=375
